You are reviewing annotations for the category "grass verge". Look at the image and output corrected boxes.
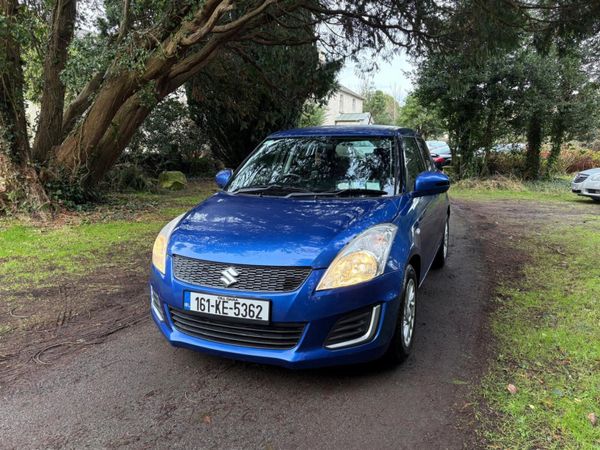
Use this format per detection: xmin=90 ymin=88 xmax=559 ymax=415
xmin=450 ymin=176 xmax=594 ymax=204
xmin=0 ymin=182 xmax=215 ymax=290
xmin=479 ymin=209 xmax=600 ymax=447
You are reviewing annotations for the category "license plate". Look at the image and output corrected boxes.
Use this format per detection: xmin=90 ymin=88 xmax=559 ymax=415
xmin=184 ymin=292 xmax=270 ymax=322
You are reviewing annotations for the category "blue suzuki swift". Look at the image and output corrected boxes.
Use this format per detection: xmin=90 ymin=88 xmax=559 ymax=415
xmin=150 ymin=126 xmax=450 ymax=368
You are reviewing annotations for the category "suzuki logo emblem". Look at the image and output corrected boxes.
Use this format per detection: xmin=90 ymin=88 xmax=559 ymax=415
xmin=220 ymin=267 xmax=239 ymax=287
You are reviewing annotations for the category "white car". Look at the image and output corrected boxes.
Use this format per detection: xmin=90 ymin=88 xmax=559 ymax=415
xmin=571 ymin=168 xmax=600 ymax=202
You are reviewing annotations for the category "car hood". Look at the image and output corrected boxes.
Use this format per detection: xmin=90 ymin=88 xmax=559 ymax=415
xmin=169 ymin=192 xmax=401 ymax=268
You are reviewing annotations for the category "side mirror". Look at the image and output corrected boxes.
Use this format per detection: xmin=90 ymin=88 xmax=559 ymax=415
xmin=413 ymin=172 xmax=450 ymax=197
xmin=215 ymin=169 xmax=233 ymax=189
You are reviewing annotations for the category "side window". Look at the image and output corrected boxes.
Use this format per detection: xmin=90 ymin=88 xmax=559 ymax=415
xmin=402 ymin=137 xmax=426 ymax=192
xmin=416 ymin=138 xmax=434 ymax=171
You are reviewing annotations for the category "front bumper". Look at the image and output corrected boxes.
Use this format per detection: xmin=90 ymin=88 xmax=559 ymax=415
xmin=572 ymin=180 xmax=600 ymax=199
xmin=150 ymin=262 xmax=404 ymax=369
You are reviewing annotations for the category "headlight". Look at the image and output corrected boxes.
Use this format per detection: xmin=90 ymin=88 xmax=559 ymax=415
xmin=152 ymin=214 xmax=185 ymax=274
xmin=317 ymin=224 xmax=397 ymax=291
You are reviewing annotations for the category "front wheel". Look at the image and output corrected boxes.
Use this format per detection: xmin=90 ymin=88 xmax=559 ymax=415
xmin=431 ymin=218 xmax=449 ymax=269
xmin=383 ymin=265 xmax=418 ymax=364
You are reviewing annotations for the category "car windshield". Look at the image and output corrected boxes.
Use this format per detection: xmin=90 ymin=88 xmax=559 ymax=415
xmin=226 ymin=137 xmax=396 ymax=196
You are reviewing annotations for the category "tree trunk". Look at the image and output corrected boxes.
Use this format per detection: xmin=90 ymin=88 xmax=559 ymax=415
xmin=480 ymin=108 xmax=496 ymax=176
xmin=547 ymin=113 xmax=564 ymax=174
xmin=1 ymin=0 xmax=30 ymax=165
xmin=0 ymin=0 xmax=49 ymax=213
xmin=31 ymin=0 xmax=77 ymax=163
xmin=525 ymin=113 xmax=543 ymax=180
xmin=54 ymin=73 xmax=138 ymax=175
xmin=84 ymin=93 xmax=154 ymax=188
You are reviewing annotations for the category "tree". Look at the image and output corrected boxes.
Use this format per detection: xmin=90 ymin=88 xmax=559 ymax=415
xmin=363 ymin=89 xmax=399 ymax=125
xmin=396 ymin=93 xmax=445 ymax=139
xmin=187 ymin=35 xmax=339 ymax=167
xmin=546 ymin=47 xmax=600 ymax=172
xmin=299 ymin=102 xmax=326 ymax=128
xmin=412 ymin=0 xmax=600 ymax=179
xmin=125 ymin=93 xmax=207 ymax=175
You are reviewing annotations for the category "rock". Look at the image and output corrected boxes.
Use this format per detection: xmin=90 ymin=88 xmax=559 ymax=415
xmin=159 ymin=171 xmax=187 ymax=190
xmin=589 ymin=413 xmax=597 ymax=427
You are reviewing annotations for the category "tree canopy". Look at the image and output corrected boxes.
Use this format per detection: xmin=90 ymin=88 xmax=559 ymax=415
xmin=2 ymin=0 xmax=600 ymax=212
xmin=363 ymin=89 xmax=400 ymax=126
xmin=187 ymin=27 xmax=339 ymax=167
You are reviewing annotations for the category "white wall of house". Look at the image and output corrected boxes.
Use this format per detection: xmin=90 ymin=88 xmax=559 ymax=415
xmin=323 ymin=86 xmax=365 ymax=125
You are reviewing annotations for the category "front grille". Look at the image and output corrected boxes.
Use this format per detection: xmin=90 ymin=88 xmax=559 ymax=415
xmin=574 ymin=174 xmax=589 ymax=183
xmin=169 ymin=307 xmax=305 ymax=349
xmin=587 ymin=189 xmax=599 ymax=194
xmin=325 ymin=307 xmax=373 ymax=347
xmin=172 ymin=255 xmax=311 ymax=292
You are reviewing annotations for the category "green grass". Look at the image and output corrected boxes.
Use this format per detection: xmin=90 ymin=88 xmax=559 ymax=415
xmin=450 ymin=176 xmax=588 ymax=203
xmin=478 ymin=208 xmax=600 ymax=447
xmin=0 ymin=183 xmax=215 ymax=289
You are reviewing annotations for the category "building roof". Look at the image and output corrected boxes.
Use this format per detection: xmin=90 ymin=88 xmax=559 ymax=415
xmin=335 ymin=112 xmax=372 ymax=122
xmin=338 ymin=85 xmax=365 ymax=100
xmin=268 ymin=125 xmax=417 ymax=139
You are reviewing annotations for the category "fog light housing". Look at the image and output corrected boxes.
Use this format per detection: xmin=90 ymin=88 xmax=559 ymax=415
xmin=151 ymin=286 xmax=165 ymax=322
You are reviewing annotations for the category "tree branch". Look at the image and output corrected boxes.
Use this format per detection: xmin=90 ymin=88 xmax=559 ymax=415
xmin=116 ymin=0 xmax=131 ymax=44
xmin=62 ymin=72 xmax=105 ymax=138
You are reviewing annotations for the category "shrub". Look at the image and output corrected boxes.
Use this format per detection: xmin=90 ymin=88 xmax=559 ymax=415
xmin=454 ymin=175 xmax=527 ymax=191
xmin=106 ymin=163 xmax=154 ymax=192
xmin=187 ymin=157 xmax=221 ymax=177
xmin=484 ymin=152 xmax=527 ymax=177
xmin=554 ymin=145 xmax=600 ymax=173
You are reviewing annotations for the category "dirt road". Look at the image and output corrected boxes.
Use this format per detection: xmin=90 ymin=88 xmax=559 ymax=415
xmin=0 ymin=207 xmax=490 ymax=449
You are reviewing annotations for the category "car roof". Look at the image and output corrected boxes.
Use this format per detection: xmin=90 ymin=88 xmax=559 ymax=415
xmin=580 ymin=167 xmax=600 ymax=175
xmin=426 ymin=140 xmax=449 ymax=147
xmin=268 ymin=125 xmax=417 ymax=139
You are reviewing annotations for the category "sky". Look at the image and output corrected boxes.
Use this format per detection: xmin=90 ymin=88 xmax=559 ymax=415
xmin=337 ymin=52 xmax=416 ymax=104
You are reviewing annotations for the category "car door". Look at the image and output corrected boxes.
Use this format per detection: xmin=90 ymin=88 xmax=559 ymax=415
xmin=401 ymin=136 xmax=438 ymax=267
xmin=416 ymin=137 xmax=447 ymax=242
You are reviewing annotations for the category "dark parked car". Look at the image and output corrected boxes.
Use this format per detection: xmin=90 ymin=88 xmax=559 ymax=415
xmin=426 ymin=140 xmax=452 ymax=167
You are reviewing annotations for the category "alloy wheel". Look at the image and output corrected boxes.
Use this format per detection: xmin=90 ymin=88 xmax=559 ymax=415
xmin=402 ymin=278 xmax=416 ymax=347
xmin=443 ymin=221 xmax=449 ymax=259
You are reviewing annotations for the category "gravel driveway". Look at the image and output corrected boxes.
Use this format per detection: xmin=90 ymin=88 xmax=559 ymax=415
xmin=0 ymin=207 xmax=490 ymax=449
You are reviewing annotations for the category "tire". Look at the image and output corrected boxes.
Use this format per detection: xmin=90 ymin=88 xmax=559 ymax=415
xmin=431 ymin=217 xmax=449 ymax=269
xmin=383 ymin=265 xmax=418 ymax=364
xmin=593 ymin=198 xmax=600 ymax=203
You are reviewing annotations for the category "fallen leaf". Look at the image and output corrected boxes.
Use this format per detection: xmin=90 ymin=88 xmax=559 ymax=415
xmin=507 ymin=384 xmax=518 ymax=395
xmin=203 ymin=415 xmax=212 ymax=425
xmin=588 ymin=413 xmax=597 ymax=427
xmin=528 ymin=404 xmax=536 ymax=410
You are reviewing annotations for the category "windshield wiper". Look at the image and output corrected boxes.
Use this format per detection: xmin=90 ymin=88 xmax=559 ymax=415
xmin=326 ymin=188 xmax=388 ymax=197
xmin=286 ymin=188 xmax=388 ymax=198
xmin=231 ymin=184 xmax=312 ymax=196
